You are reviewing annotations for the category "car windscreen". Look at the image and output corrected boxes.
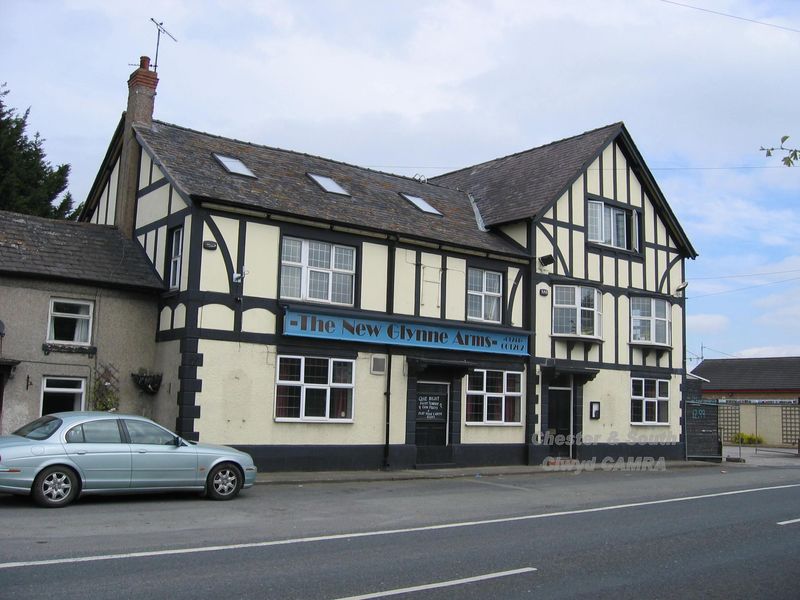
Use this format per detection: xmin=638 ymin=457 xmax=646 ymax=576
xmin=13 ymin=415 xmax=63 ymax=440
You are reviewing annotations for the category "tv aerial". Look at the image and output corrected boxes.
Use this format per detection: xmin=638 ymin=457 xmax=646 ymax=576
xmin=150 ymin=18 xmax=177 ymax=72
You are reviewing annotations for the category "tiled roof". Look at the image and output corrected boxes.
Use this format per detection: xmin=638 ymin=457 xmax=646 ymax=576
xmin=0 ymin=210 xmax=163 ymax=291
xmin=692 ymin=357 xmax=800 ymax=392
xmin=133 ymin=121 xmax=528 ymax=258
xmin=431 ymin=123 xmax=623 ymax=227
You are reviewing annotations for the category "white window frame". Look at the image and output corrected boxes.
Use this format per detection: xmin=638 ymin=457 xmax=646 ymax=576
xmin=552 ymin=285 xmax=603 ymax=339
xmin=465 ymin=370 xmax=523 ymax=425
xmin=630 ymin=297 xmax=672 ymax=346
xmin=467 ymin=268 xmax=503 ymax=324
xmin=631 ymin=378 xmax=670 ymax=425
xmin=587 ymin=200 xmax=639 ymax=252
xmin=168 ymin=226 xmax=183 ymax=290
xmin=47 ymin=299 xmax=93 ymax=346
xmin=280 ymin=237 xmax=356 ymax=306
xmin=40 ymin=376 xmax=86 ymax=415
xmin=274 ymin=355 xmax=355 ymax=423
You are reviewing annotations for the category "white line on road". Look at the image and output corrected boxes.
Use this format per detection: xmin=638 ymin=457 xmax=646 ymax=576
xmin=1 ymin=482 xmax=799 ymax=570
xmin=331 ymin=567 xmax=537 ymax=600
xmin=777 ymin=517 xmax=800 ymax=525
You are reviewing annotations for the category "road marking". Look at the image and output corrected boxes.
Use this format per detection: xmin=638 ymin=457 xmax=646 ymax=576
xmin=1 ymin=482 xmax=798 ymax=570
xmin=469 ymin=478 xmax=532 ymax=491
xmin=332 ymin=567 xmax=537 ymax=600
xmin=777 ymin=517 xmax=800 ymax=526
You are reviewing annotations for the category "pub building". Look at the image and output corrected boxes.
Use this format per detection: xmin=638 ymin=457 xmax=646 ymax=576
xmin=75 ymin=57 xmax=696 ymax=470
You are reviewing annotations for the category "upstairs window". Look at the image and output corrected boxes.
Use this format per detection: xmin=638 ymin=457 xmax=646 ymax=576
xmin=275 ymin=356 xmax=354 ymax=421
xmin=400 ymin=193 xmax=442 ymax=216
xmin=280 ymin=237 xmax=355 ymax=305
xmin=587 ymin=200 xmax=639 ymax=251
xmin=631 ymin=378 xmax=669 ymax=425
xmin=47 ymin=299 xmax=93 ymax=345
xmin=466 ymin=370 xmax=522 ymax=424
xmin=167 ymin=226 xmax=183 ymax=291
xmin=308 ymin=173 xmax=350 ymax=196
xmin=213 ymin=153 xmax=256 ymax=178
xmin=553 ymin=285 xmax=602 ymax=338
xmin=467 ymin=268 xmax=502 ymax=323
xmin=631 ymin=297 xmax=671 ymax=346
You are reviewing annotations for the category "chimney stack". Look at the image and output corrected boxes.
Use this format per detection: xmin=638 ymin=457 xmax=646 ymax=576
xmin=116 ymin=56 xmax=159 ymax=239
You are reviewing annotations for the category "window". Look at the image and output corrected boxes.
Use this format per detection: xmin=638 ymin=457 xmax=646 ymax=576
xmin=631 ymin=297 xmax=671 ymax=345
xmin=47 ymin=299 xmax=92 ymax=345
xmin=65 ymin=420 xmax=123 ymax=443
xmin=631 ymin=378 xmax=669 ymax=424
xmin=275 ymin=356 xmax=354 ymax=421
xmin=41 ymin=377 xmax=85 ymax=415
xmin=280 ymin=237 xmax=355 ymax=305
xmin=400 ymin=193 xmax=442 ymax=216
xmin=124 ymin=420 xmax=176 ymax=445
xmin=14 ymin=416 xmax=62 ymax=440
xmin=213 ymin=153 xmax=256 ymax=178
xmin=587 ymin=200 xmax=639 ymax=251
xmin=467 ymin=268 xmax=502 ymax=323
xmin=168 ymin=227 xmax=183 ymax=290
xmin=308 ymin=173 xmax=350 ymax=196
xmin=466 ymin=370 xmax=522 ymax=424
xmin=553 ymin=285 xmax=602 ymax=338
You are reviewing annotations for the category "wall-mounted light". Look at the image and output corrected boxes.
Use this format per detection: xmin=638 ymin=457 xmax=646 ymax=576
xmin=538 ymin=254 xmax=555 ymax=267
xmin=675 ymin=281 xmax=689 ymax=297
xmin=202 ymin=240 xmax=218 ymax=251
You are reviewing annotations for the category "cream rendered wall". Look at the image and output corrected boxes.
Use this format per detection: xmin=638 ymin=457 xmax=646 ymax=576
xmin=393 ymin=248 xmax=416 ymax=315
xmin=200 ymin=217 xmax=239 ymax=293
xmin=242 ymin=309 xmax=276 ymax=334
xmin=150 ymin=339 xmax=181 ymax=430
xmin=460 ymin=371 xmax=527 ymax=444
xmin=195 ymin=342 xmax=388 ymax=445
xmin=534 ymin=283 xmax=552 ymax=358
xmin=419 ymin=252 xmax=442 ymax=318
xmin=615 ymin=145 xmax=628 ymax=202
xmin=243 ymin=222 xmax=279 ymax=299
xmin=601 ymin=145 xmax=615 ymax=199
xmin=389 ymin=355 xmax=408 ymax=444
xmin=199 ymin=304 xmax=234 ymax=331
xmin=445 ymin=257 xmax=466 ymax=321
xmin=159 ymin=306 xmax=171 ymax=331
xmin=571 ymin=177 xmax=585 ymax=227
xmin=500 ymin=222 xmax=528 ymax=248
xmin=173 ymin=303 xmax=186 ymax=328
xmin=587 ymin=157 xmax=601 ymax=196
xmin=135 ymin=182 xmax=170 ymax=230
xmin=138 ymin=152 xmax=152 ymax=190
xmin=361 ymin=242 xmax=388 ymax=312
xmin=154 ymin=225 xmax=167 ymax=279
xmin=508 ymin=266 xmax=522 ymax=327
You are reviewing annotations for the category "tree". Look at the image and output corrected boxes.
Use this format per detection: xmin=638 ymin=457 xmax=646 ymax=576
xmin=761 ymin=136 xmax=799 ymax=167
xmin=0 ymin=84 xmax=79 ymax=219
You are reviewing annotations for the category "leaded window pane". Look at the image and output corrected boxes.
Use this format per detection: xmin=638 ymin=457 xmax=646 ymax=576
xmin=282 ymin=238 xmax=302 ymax=263
xmin=486 ymin=396 xmax=503 ymax=421
xmin=467 ymin=268 xmax=483 ymax=292
xmin=632 ymin=318 xmax=650 ymax=341
xmin=657 ymin=400 xmax=669 ymax=423
xmin=334 ymin=246 xmax=355 ymax=271
xmin=658 ymin=380 xmax=669 ymax=398
xmin=307 ymin=241 xmax=331 ymax=268
xmin=644 ymin=379 xmax=657 ymax=398
xmin=581 ymin=287 xmax=595 ymax=309
xmin=332 ymin=361 xmax=353 ymax=384
xmin=632 ymin=379 xmax=643 ymax=397
xmin=468 ymin=371 xmax=484 ymax=392
xmin=280 ymin=265 xmax=302 ymax=298
xmin=614 ymin=210 xmax=626 ymax=248
xmin=631 ymin=297 xmax=651 ymax=317
xmin=484 ymin=296 xmax=501 ymax=322
xmin=486 ymin=371 xmax=503 ymax=394
xmin=645 ymin=401 xmax=657 ymax=422
xmin=467 ymin=294 xmax=482 ymax=319
xmin=308 ymin=270 xmax=330 ymax=300
xmin=587 ymin=201 xmax=602 ymax=241
xmin=466 ymin=395 xmax=484 ymax=422
xmin=554 ymin=286 xmax=575 ymax=306
xmin=278 ymin=357 xmax=302 ymax=381
xmin=580 ymin=308 xmax=595 ymax=336
xmin=506 ymin=373 xmax=521 ymax=393
xmin=554 ymin=306 xmax=576 ymax=334
xmin=304 ymin=388 xmax=327 ymax=417
xmin=603 ymin=205 xmax=613 ymax=244
xmin=654 ymin=299 xmax=667 ymax=318
xmin=655 ymin=320 xmax=667 ymax=344
xmin=504 ymin=396 xmax=520 ymax=422
xmin=485 ymin=272 xmax=501 ymax=294
xmin=330 ymin=388 xmax=352 ymax=419
xmin=304 ymin=358 xmax=329 ymax=384
xmin=331 ymin=272 xmax=353 ymax=304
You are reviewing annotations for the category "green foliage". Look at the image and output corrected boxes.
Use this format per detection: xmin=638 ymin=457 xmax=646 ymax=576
xmin=761 ymin=135 xmax=799 ymax=167
xmin=0 ymin=83 xmax=77 ymax=219
xmin=92 ymin=364 xmax=120 ymax=412
xmin=731 ymin=432 xmax=764 ymax=445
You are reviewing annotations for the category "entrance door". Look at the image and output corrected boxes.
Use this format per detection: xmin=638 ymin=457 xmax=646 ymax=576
xmin=548 ymin=388 xmax=573 ymax=458
xmin=415 ymin=382 xmax=452 ymax=466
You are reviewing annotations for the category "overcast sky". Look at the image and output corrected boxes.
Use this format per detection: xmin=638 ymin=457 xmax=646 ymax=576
xmin=2 ymin=0 xmax=799 ymax=366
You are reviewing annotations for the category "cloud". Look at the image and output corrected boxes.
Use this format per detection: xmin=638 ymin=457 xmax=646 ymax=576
xmin=687 ymin=314 xmax=729 ymax=335
xmin=737 ymin=345 xmax=800 ymax=358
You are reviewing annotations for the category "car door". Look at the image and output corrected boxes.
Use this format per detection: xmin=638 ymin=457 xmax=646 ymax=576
xmin=123 ymin=419 xmax=198 ymax=488
xmin=63 ymin=419 xmax=132 ymax=489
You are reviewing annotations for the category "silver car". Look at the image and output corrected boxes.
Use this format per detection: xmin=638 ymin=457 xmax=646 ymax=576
xmin=0 ymin=412 xmax=257 ymax=507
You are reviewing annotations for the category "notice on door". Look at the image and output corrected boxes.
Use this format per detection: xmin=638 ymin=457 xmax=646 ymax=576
xmin=416 ymin=393 xmax=446 ymax=422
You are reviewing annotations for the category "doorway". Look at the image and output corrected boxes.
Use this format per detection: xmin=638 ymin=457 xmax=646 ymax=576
xmin=548 ymin=379 xmax=573 ymax=458
xmin=415 ymin=381 xmax=452 ymax=466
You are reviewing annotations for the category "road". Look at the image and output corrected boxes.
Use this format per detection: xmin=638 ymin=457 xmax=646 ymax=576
xmin=0 ymin=464 xmax=798 ymax=599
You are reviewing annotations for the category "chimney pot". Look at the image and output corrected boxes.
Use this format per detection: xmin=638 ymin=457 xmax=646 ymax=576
xmin=139 ymin=56 xmax=151 ymax=70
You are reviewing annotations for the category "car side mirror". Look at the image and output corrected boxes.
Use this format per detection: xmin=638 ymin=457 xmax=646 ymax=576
xmin=173 ymin=436 xmax=183 ymax=447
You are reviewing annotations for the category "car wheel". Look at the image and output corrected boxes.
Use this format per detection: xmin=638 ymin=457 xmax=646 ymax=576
xmin=206 ymin=463 xmax=243 ymax=500
xmin=32 ymin=466 xmax=79 ymax=508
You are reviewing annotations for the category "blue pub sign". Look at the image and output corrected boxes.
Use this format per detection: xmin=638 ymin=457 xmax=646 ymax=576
xmin=283 ymin=309 xmax=528 ymax=356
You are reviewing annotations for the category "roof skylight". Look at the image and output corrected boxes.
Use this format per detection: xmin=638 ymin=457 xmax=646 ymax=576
xmin=308 ymin=173 xmax=350 ymax=196
xmin=213 ymin=153 xmax=256 ymax=178
xmin=400 ymin=193 xmax=442 ymax=216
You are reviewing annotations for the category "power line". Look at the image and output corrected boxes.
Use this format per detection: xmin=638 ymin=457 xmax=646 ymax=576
xmin=687 ymin=276 xmax=800 ymax=300
xmin=657 ymin=0 xmax=800 ymax=34
xmin=691 ymin=268 xmax=800 ymax=280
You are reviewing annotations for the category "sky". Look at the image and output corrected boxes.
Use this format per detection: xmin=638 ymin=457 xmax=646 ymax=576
xmin=1 ymin=0 xmax=798 ymax=367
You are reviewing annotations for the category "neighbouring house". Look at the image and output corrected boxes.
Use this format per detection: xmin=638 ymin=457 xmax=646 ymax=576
xmin=1 ymin=55 xmax=697 ymax=469
xmin=0 ymin=210 xmax=164 ymax=434
xmin=692 ymin=357 xmax=800 ymax=446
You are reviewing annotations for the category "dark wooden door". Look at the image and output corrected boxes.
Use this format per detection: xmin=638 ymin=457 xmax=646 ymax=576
xmin=415 ymin=382 xmax=451 ymax=465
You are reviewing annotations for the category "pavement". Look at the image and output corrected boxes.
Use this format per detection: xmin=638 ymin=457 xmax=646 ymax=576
xmin=723 ymin=444 xmax=800 ymax=467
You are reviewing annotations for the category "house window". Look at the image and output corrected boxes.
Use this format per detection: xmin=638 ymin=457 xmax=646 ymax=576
xmin=466 ymin=370 xmax=522 ymax=424
xmin=587 ymin=200 xmax=639 ymax=251
xmin=275 ymin=356 xmax=354 ymax=421
xmin=552 ymin=285 xmax=602 ymax=338
xmin=168 ymin=227 xmax=183 ymax=290
xmin=631 ymin=378 xmax=669 ymax=424
xmin=41 ymin=377 xmax=85 ymax=415
xmin=280 ymin=237 xmax=355 ymax=305
xmin=467 ymin=268 xmax=502 ymax=323
xmin=47 ymin=299 xmax=93 ymax=345
xmin=631 ymin=297 xmax=671 ymax=345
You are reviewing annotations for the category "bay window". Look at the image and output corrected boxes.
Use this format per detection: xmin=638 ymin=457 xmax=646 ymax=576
xmin=280 ymin=237 xmax=355 ymax=305
xmin=631 ymin=297 xmax=671 ymax=345
xmin=275 ymin=355 xmax=354 ymax=421
xmin=553 ymin=285 xmax=602 ymax=338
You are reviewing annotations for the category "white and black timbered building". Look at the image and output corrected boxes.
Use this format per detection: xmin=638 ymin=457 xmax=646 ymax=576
xmin=72 ymin=57 xmax=696 ymax=470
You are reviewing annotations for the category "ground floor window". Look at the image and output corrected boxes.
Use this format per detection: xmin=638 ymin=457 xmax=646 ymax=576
xmin=631 ymin=378 xmax=669 ymax=424
xmin=466 ymin=370 xmax=522 ymax=424
xmin=41 ymin=377 xmax=85 ymax=415
xmin=275 ymin=355 xmax=354 ymax=421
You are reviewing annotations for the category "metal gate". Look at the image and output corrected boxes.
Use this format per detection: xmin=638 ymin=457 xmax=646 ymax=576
xmin=685 ymin=379 xmax=722 ymax=461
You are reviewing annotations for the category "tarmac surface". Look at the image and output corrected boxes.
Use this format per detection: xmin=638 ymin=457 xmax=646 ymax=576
xmin=253 ymin=444 xmax=799 ymax=485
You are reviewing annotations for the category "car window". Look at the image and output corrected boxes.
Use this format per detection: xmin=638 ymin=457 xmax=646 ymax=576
xmin=81 ymin=420 xmax=123 ymax=443
xmin=125 ymin=420 xmax=175 ymax=445
xmin=65 ymin=425 xmax=85 ymax=444
xmin=14 ymin=416 xmax=63 ymax=440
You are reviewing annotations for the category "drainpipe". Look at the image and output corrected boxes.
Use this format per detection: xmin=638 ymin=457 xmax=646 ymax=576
xmin=383 ymin=351 xmax=393 ymax=469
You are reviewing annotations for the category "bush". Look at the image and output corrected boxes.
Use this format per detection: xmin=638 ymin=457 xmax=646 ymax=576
xmin=731 ymin=432 xmax=764 ymax=445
